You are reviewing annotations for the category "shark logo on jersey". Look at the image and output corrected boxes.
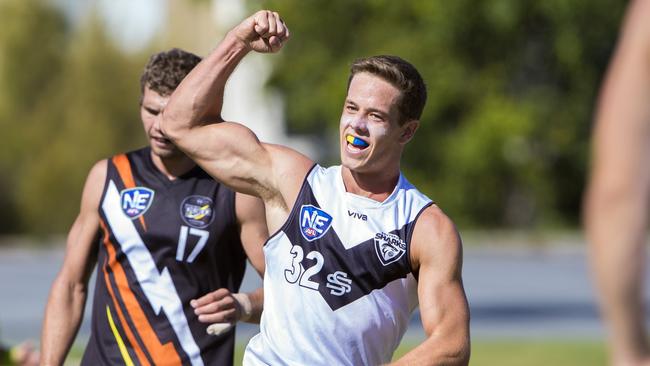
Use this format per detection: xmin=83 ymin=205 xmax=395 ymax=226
xmin=300 ymin=205 xmax=333 ymax=242
xmin=180 ymin=195 xmax=214 ymax=228
xmin=120 ymin=187 xmax=154 ymax=219
xmin=374 ymin=232 xmax=407 ymax=266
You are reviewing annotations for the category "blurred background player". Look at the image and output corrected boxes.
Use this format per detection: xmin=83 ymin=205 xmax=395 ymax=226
xmin=585 ymin=0 xmax=650 ymax=365
xmin=40 ymin=48 xmax=268 ymax=366
xmin=162 ymin=10 xmax=470 ymax=365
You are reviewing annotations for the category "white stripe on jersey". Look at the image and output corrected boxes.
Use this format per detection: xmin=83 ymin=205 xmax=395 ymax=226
xmin=103 ymin=180 xmax=204 ymax=366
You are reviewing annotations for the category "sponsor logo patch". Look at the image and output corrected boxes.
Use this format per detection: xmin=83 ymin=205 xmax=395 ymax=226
xmin=374 ymin=232 xmax=407 ymax=266
xmin=300 ymin=205 xmax=333 ymax=242
xmin=347 ymin=210 xmax=368 ymax=221
xmin=180 ymin=195 xmax=214 ymax=228
xmin=120 ymin=187 xmax=154 ymax=219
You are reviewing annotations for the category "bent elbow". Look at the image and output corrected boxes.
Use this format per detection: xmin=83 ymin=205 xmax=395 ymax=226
xmin=439 ymin=336 xmax=471 ymax=366
xmin=439 ymin=339 xmax=470 ymax=366
xmin=455 ymin=343 xmax=471 ymax=366
xmin=160 ymin=109 xmax=185 ymax=144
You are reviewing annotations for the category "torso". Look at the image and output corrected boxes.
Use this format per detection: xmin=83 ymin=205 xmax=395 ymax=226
xmin=244 ymin=164 xmax=432 ymax=366
xmin=82 ymin=147 xmax=246 ymax=366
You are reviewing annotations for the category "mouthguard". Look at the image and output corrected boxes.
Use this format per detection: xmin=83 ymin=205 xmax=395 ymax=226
xmin=346 ymin=135 xmax=369 ymax=148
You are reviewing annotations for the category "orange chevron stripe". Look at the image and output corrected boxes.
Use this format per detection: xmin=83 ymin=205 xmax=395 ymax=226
xmin=112 ymin=154 xmax=148 ymax=231
xmin=100 ymin=219 xmax=182 ymax=365
xmin=100 ymin=220 xmax=151 ymax=366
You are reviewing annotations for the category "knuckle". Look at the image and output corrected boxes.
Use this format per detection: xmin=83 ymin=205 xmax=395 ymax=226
xmin=215 ymin=288 xmax=228 ymax=297
xmin=224 ymin=309 xmax=236 ymax=320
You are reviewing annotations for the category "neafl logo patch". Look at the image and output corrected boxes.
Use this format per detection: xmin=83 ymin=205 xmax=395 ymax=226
xmin=374 ymin=232 xmax=406 ymax=266
xmin=300 ymin=205 xmax=333 ymax=242
xmin=120 ymin=187 xmax=155 ymax=219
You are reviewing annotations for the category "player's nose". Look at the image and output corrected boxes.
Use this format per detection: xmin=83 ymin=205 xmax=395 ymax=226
xmin=349 ymin=116 xmax=368 ymax=132
xmin=152 ymin=113 xmax=165 ymax=133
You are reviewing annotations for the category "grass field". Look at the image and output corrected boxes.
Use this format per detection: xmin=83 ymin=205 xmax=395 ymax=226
xmin=464 ymin=340 xmax=607 ymax=366
xmin=232 ymin=339 xmax=608 ymax=366
xmin=67 ymin=339 xmax=608 ymax=365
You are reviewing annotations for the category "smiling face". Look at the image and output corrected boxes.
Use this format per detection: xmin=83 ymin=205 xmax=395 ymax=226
xmin=339 ymin=72 xmax=418 ymax=175
xmin=140 ymin=86 xmax=183 ymax=159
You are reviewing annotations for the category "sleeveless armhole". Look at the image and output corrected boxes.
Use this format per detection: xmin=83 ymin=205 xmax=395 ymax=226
xmin=405 ymin=201 xmax=434 ymax=281
xmin=262 ymin=163 xmax=318 ymax=247
xmin=91 ymin=158 xmax=112 ymax=250
xmin=98 ymin=157 xmax=116 ymax=215
xmin=229 ymin=188 xmax=246 ymax=261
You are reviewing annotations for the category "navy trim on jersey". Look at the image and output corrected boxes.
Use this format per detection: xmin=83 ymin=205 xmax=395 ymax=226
xmin=405 ymin=201 xmax=434 ymax=280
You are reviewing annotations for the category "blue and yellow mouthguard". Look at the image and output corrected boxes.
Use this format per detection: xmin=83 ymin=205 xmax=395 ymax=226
xmin=346 ymin=135 xmax=369 ymax=148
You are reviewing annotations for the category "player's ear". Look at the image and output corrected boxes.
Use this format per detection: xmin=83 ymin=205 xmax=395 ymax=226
xmin=398 ymin=120 xmax=419 ymax=144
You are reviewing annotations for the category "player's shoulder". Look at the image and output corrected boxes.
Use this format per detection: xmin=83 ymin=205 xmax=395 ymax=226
xmin=410 ymin=204 xmax=462 ymax=269
xmin=87 ymin=158 xmax=108 ymax=184
xmin=417 ymin=204 xmax=459 ymax=242
xmin=78 ymin=158 xmax=109 ymax=212
xmin=266 ymin=143 xmax=314 ymax=181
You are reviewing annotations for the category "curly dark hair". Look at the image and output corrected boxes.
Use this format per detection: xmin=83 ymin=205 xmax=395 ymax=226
xmin=139 ymin=48 xmax=202 ymax=98
xmin=347 ymin=55 xmax=427 ymax=125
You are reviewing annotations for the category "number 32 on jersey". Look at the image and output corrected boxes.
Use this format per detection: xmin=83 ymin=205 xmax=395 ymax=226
xmin=284 ymin=246 xmax=352 ymax=297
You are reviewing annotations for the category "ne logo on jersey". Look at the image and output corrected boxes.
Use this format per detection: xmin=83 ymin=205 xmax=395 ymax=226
xmin=120 ymin=187 xmax=154 ymax=219
xmin=300 ymin=205 xmax=333 ymax=242
xmin=180 ymin=195 xmax=214 ymax=228
xmin=374 ymin=232 xmax=407 ymax=266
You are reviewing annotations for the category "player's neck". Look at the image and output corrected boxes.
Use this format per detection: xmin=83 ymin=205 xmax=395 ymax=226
xmin=150 ymin=151 xmax=196 ymax=180
xmin=341 ymin=166 xmax=400 ymax=202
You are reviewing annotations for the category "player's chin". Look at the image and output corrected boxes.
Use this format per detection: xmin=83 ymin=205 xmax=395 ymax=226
xmin=151 ymin=145 xmax=182 ymax=158
xmin=341 ymin=155 xmax=369 ymax=173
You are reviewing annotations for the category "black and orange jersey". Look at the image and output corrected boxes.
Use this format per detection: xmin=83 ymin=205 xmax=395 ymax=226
xmin=82 ymin=147 xmax=246 ymax=366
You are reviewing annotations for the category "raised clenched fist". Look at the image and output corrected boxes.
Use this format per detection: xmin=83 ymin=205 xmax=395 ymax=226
xmin=230 ymin=10 xmax=290 ymax=54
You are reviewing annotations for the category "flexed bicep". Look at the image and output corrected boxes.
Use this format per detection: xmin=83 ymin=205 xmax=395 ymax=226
xmin=177 ymin=121 xmax=272 ymax=195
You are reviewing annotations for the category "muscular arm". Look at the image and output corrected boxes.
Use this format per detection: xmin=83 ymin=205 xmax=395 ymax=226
xmin=161 ymin=11 xmax=312 ymax=224
xmin=236 ymin=192 xmax=268 ymax=276
xmin=584 ymin=1 xmax=650 ymax=364
xmin=389 ymin=206 xmax=470 ymax=366
xmin=236 ymin=192 xmax=268 ymax=322
xmin=41 ymin=160 xmax=105 ymax=366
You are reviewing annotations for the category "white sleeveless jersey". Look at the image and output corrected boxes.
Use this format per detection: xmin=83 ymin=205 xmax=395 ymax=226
xmin=244 ymin=165 xmax=433 ymax=366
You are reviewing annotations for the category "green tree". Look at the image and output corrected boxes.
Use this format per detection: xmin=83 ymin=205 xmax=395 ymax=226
xmin=0 ymin=0 xmax=147 ymax=234
xmin=0 ymin=0 xmax=67 ymax=233
xmin=15 ymin=14 xmax=146 ymax=234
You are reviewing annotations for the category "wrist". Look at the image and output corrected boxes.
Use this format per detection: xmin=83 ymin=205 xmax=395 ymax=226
xmin=224 ymin=29 xmax=253 ymax=53
xmin=233 ymin=292 xmax=253 ymax=322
